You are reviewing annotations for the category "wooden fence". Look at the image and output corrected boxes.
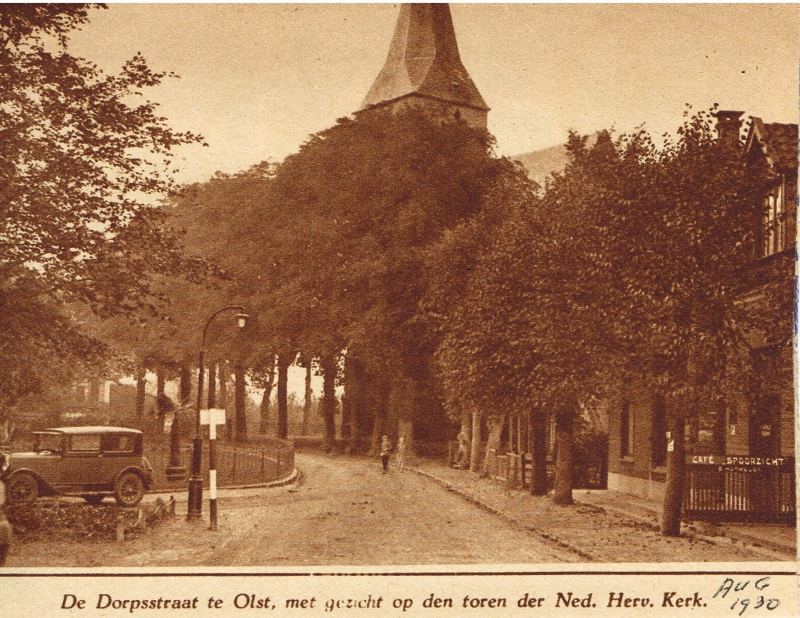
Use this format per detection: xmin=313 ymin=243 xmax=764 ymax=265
xmin=683 ymin=456 xmax=795 ymax=523
xmin=480 ymin=448 xmax=605 ymax=490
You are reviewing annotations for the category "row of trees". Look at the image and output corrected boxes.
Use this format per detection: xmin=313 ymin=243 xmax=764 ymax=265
xmin=437 ymin=113 xmax=780 ymax=532
xmin=153 ymin=108 xmax=524 ymax=454
xmin=3 ymin=7 xmax=783 ymax=536
xmin=147 ymin=104 xmax=779 ymax=538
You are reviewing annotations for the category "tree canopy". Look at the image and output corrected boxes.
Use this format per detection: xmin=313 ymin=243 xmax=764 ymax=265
xmin=0 ymin=4 xmax=206 ymax=412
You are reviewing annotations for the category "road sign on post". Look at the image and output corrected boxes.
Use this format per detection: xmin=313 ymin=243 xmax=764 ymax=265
xmin=200 ymin=408 xmax=227 ymax=531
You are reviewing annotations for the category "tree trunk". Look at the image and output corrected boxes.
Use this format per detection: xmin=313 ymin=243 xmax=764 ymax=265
xmin=301 ymin=363 xmax=312 ymax=435
xmin=135 ymin=367 xmax=146 ymax=418
xmin=340 ymin=390 xmax=352 ymax=440
xmin=454 ymin=409 xmax=471 ymax=468
xmin=369 ymin=410 xmax=383 ymax=456
xmin=258 ymin=387 xmax=271 ymax=436
xmin=398 ymin=418 xmax=413 ymax=458
xmin=711 ymin=398 xmax=726 ymax=455
xmin=529 ymin=409 xmax=548 ymax=495
xmin=469 ymin=407 xmax=481 ymax=473
xmin=169 ymin=411 xmax=182 ymax=467
xmin=234 ymin=363 xmax=247 ymax=442
xmin=687 ymin=411 xmax=700 ymax=447
xmin=388 ymin=375 xmax=417 ymax=454
xmin=347 ymin=393 xmax=359 ymax=454
xmin=179 ymin=363 xmax=192 ymax=406
xmin=661 ymin=412 xmax=686 ymax=536
xmin=481 ymin=414 xmax=505 ymax=476
xmin=320 ymin=354 xmax=337 ymax=451
xmin=343 ymin=356 xmax=364 ymax=455
xmin=260 ymin=357 xmax=276 ymax=434
xmin=553 ymin=407 xmax=575 ymax=505
xmin=156 ymin=366 xmax=166 ymax=400
xmin=369 ymin=378 xmax=389 ymax=456
xmin=207 ymin=362 xmax=216 ymax=409
xmin=509 ymin=413 xmax=517 ymax=453
xmin=277 ymin=354 xmax=290 ymax=440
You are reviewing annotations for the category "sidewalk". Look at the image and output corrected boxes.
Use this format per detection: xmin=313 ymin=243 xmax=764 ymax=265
xmin=578 ymin=488 xmax=797 ymax=556
xmin=410 ymin=460 xmax=796 ymax=563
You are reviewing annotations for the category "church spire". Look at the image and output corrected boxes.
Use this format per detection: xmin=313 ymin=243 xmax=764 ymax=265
xmin=361 ymin=3 xmax=489 ymax=128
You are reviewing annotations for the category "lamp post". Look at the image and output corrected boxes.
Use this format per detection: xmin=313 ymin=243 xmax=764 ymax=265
xmin=187 ymin=306 xmax=248 ymax=521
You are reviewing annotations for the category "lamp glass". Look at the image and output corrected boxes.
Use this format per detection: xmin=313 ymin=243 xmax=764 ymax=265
xmin=236 ymin=313 xmax=249 ymax=329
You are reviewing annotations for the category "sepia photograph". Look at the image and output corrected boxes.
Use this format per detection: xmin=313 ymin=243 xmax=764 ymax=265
xmin=0 ymin=3 xmax=797 ymax=610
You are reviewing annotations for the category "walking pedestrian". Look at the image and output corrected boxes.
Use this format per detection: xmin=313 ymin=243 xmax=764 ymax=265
xmin=380 ymin=435 xmax=392 ymax=473
xmin=395 ymin=436 xmax=406 ymax=472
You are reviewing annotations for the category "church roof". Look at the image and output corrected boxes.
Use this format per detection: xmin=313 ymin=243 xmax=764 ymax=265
xmin=512 ymin=133 xmax=600 ymax=187
xmin=361 ymin=3 xmax=489 ymax=112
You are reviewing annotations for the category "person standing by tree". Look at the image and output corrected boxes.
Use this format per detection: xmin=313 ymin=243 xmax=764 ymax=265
xmin=455 ymin=427 xmax=470 ymax=469
xmin=380 ymin=435 xmax=392 ymax=474
xmin=395 ymin=436 xmax=406 ymax=472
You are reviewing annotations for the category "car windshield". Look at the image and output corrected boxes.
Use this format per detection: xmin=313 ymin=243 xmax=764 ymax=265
xmin=34 ymin=433 xmax=63 ymax=453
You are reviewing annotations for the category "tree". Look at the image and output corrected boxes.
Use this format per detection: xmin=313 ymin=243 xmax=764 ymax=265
xmin=436 ymin=132 xmax=622 ymax=504
xmin=162 ymin=164 xmax=283 ymax=438
xmin=0 ymin=271 xmax=115 ymax=413
xmin=251 ymin=354 xmax=276 ymax=435
xmin=0 ymin=5 xmax=206 ymax=417
xmin=261 ymin=107 xmax=527 ymax=449
xmin=605 ymin=108 xmax=773 ymax=535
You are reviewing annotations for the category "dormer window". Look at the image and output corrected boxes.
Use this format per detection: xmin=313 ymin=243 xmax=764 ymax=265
xmin=762 ymin=181 xmax=785 ymax=257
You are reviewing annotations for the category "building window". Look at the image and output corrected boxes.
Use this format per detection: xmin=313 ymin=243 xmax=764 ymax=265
xmin=620 ymin=400 xmax=634 ymax=457
xmin=762 ymin=183 xmax=785 ymax=257
xmin=651 ymin=394 xmax=667 ymax=466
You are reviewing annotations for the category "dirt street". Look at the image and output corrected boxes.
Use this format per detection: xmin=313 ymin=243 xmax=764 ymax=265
xmin=5 ymin=452 xmax=579 ymax=567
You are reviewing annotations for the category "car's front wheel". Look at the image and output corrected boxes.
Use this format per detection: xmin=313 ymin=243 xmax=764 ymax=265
xmin=6 ymin=473 xmax=38 ymax=504
xmin=114 ymin=472 xmax=144 ymax=507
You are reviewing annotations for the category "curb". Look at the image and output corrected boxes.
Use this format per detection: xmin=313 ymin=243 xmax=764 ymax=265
xmin=217 ymin=468 xmax=299 ymax=491
xmin=410 ymin=466 xmax=596 ymax=562
xmin=145 ymin=468 xmax=299 ymax=496
xmin=716 ymin=527 xmax=797 ymax=557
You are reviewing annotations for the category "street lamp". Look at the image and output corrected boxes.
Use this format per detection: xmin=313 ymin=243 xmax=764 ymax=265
xmin=187 ymin=306 xmax=248 ymax=521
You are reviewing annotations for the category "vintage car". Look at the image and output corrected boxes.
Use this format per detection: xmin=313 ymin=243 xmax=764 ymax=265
xmin=1 ymin=427 xmax=153 ymax=507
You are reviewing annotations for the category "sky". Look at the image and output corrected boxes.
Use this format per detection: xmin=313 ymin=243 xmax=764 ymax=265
xmin=67 ymin=3 xmax=800 ymax=186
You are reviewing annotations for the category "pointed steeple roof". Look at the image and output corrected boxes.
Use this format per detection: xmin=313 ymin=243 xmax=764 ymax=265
xmin=361 ymin=3 xmax=489 ymax=112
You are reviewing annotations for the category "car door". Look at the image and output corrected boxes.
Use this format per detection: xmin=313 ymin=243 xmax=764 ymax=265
xmin=29 ymin=432 xmax=67 ymax=491
xmin=62 ymin=433 xmax=104 ymax=490
xmin=100 ymin=433 xmax=138 ymax=485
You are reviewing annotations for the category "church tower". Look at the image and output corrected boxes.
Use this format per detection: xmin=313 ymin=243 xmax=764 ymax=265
xmin=360 ymin=3 xmax=489 ymax=128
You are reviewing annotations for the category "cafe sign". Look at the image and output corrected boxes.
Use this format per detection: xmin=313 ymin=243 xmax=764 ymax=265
xmin=687 ymin=454 xmax=788 ymax=467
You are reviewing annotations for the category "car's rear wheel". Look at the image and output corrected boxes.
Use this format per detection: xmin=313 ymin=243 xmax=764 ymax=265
xmin=82 ymin=494 xmax=106 ymax=505
xmin=7 ymin=472 xmax=38 ymax=504
xmin=114 ymin=472 xmax=144 ymax=507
